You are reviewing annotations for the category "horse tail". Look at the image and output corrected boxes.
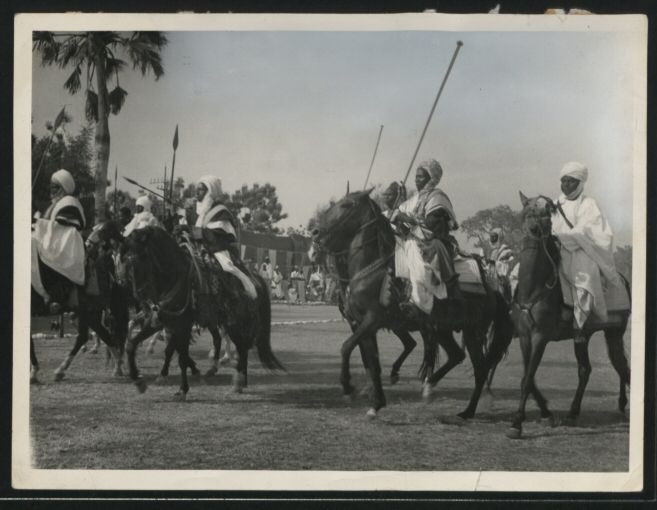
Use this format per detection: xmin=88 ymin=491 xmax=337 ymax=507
xmin=485 ymin=291 xmax=514 ymax=389
xmin=252 ymin=273 xmax=285 ymax=371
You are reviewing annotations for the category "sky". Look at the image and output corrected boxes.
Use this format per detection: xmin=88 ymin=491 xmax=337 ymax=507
xmin=31 ymin=29 xmax=639 ymax=246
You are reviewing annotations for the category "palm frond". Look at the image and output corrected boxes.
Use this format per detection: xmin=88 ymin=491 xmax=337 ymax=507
xmin=105 ymin=56 xmax=127 ymax=77
xmin=108 ymin=86 xmax=128 ymax=115
xmin=63 ymin=65 xmax=83 ymax=94
xmin=59 ymin=36 xmax=85 ymax=67
xmin=85 ymin=89 xmax=99 ymax=122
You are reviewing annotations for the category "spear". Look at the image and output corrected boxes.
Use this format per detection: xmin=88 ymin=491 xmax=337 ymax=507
xmin=123 ymin=176 xmax=173 ymax=204
xmin=363 ymin=124 xmax=384 ymax=190
xmin=401 ymin=41 xmax=463 ymax=187
xmin=388 ymin=40 xmax=464 ymax=217
xmin=32 ymin=106 xmax=67 ymax=189
xmin=169 ymin=125 xmax=179 ymax=212
xmin=113 ymin=164 xmax=118 ymax=217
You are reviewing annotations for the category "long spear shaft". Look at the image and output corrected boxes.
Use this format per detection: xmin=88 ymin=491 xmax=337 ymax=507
xmin=123 ymin=176 xmax=173 ymax=204
xmin=363 ymin=124 xmax=384 ymax=190
xmin=169 ymin=125 xmax=179 ymax=213
xmin=113 ymin=164 xmax=118 ymax=215
xmin=401 ymin=40 xmax=463 ymax=187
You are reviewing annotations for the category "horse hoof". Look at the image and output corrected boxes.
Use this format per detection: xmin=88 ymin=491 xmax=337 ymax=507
xmin=174 ymin=391 xmax=187 ymax=402
xmin=54 ymin=371 xmax=65 ymax=382
xmin=456 ymin=411 xmax=473 ymax=421
xmin=89 ymin=347 xmax=98 ymax=355
xmin=30 ymin=374 xmax=40 ymax=385
xmin=190 ymin=369 xmax=201 ymax=378
xmin=208 ymin=348 xmax=216 ymax=359
xmin=113 ymin=368 xmax=124 ymax=378
xmin=390 ymin=373 xmax=400 ymax=385
xmin=421 ymin=383 xmax=434 ymax=402
xmin=506 ymin=427 xmax=522 ymax=439
xmin=563 ymin=416 xmax=577 ymax=427
xmin=205 ymin=367 xmax=218 ymax=377
xmin=219 ymin=356 xmax=232 ymax=366
xmin=366 ymin=408 xmax=377 ymax=420
xmin=232 ymin=385 xmax=243 ymax=394
xmin=80 ymin=344 xmax=87 ymax=353
xmin=135 ymin=379 xmax=148 ymax=393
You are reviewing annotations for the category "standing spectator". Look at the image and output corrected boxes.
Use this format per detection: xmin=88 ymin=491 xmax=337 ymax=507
xmin=290 ymin=265 xmax=305 ymax=303
xmin=260 ymin=257 xmax=274 ymax=294
xmin=324 ymin=264 xmax=337 ymax=304
xmin=308 ymin=265 xmax=325 ymax=301
xmin=272 ymin=265 xmax=284 ymax=299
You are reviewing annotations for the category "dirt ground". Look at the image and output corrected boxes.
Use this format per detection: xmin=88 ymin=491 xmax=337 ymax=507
xmin=29 ymin=304 xmax=630 ymax=471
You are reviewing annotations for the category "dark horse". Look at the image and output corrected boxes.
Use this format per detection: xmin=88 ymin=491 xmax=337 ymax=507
xmin=506 ymin=193 xmax=631 ymax=439
xmin=31 ymin=245 xmax=127 ymax=383
xmin=310 ymin=189 xmax=514 ymax=419
xmin=104 ymin=223 xmax=283 ymax=399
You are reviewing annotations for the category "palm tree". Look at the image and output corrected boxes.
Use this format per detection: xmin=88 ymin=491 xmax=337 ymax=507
xmin=33 ymin=31 xmax=167 ymax=224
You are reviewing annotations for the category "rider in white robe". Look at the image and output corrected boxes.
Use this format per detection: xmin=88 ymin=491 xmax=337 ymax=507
xmin=31 ymin=169 xmax=86 ymax=307
xmin=551 ymin=161 xmax=623 ymax=334
xmin=390 ymin=160 xmax=452 ymax=314
xmin=194 ymin=175 xmax=257 ymax=299
xmin=122 ymin=195 xmax=160 ymax=237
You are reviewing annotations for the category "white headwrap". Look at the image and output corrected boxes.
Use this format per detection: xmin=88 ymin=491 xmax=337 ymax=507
xmin=560 ymin=161 xmax=588 ymax=183
xmin=417 ymin=159 xmax=443 ymax=186
xmin=136 ymin=195 xmax=152 ymax=212
xmin=51 ymin=169 xmax=75 ymax=195
xmin=196 ymin=175 xmax=223 ymax=221
xmin=560 ymin=161 xmax=588 ymax=200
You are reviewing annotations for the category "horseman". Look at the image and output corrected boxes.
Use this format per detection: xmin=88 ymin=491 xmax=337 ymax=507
xmin=551 ymin=161 xmax=623 ymax=343
xmin=31 ymin=169 xmax=86 ymax=312
xmin=123 ymin=195 xmax=160 ymax=237
xmin=389 ymin=159 xmax=462 ymax=317
xmin=488 ymin=227 xmax=515 ymax=301
xmin=192 ymin=175 xmax=257 ymax=299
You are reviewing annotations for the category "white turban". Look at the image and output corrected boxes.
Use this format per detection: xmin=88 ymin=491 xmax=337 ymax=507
xmin=136 ymin=195 xmax=152 ymax=212
xmin=197 ymin=175 xmax=223 ymax=201
xmin=51 ymin=169 xmax=75 ymax=195
xmin=418 ymin=159 xmax=443 ymax=184
xmin=560 ymin=161 xmax=588 ymax=183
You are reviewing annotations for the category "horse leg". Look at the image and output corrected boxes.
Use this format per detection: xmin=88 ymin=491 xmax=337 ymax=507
xmin=360 ymin=333 xmax=386 ymax=418
xmin=458 ymin=329 xmax=488 ymax=420
xmin=232 ymin=336 xmax=249 ymax=393
xmin=30 ymin=336 xmax=40 ymax=384
xmin=174 ymin=322 xmax=193 ymax=400
xmin=125 ymin=323 xmax=159 ymax=393
xmin=357 ymin=342 xmax=373 ymax=397
xmin=565 ymin=336 xmax=593 ymax=425
xmin=54 ymin=310 xmax=90 ymax=381
xmin=340 ymin=314 xmax=376 ymax=398
xmin=89 ymin=310 xmax=124 ymax=377
xmin=205 ymin=325 xmax=223 ymax=377
xmin=390 ymin=328 xmax=416 ymax=385
xmin=423 ymin=330 xmax=466 ymax=400
xmin=507 ymin=334 xmax=549 ymax=439
xmin=604 ymin=328 xmax=631 ymax=416
xmin=156 ymin=335 xmax=175 ymax=382
xmin=418 ymin=328 xmax=438 ymax=383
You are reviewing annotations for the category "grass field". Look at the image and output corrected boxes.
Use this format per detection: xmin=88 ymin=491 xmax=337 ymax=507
xmin=29 ymin=303 xmax=630 ymax=471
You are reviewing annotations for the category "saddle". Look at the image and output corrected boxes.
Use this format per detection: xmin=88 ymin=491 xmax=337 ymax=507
xmin=187 ymin=244 xmax=256 ymax=329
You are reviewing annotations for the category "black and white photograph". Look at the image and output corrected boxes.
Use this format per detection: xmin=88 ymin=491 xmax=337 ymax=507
xmin=13 ymin=12 xmax=647 ymax=492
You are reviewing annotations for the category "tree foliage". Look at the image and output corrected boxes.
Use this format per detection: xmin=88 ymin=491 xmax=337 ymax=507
xmin=460 ymin=204 xmax=523 ymax=255
xmin=33 ymin=31 xmax=167 ymax=224
xmin=230 ymin=182 xmax=288 ymax=234
xmin=32 ymin=121 xmax=96 ymax=218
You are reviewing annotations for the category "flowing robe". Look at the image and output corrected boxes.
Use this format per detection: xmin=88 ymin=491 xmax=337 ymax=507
xmin=552 ymin=193 xmax=624 ymax=327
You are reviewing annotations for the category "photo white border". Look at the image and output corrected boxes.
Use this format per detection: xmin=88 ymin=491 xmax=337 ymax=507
xmin=13 ymin=12 xmax=648 ymax=492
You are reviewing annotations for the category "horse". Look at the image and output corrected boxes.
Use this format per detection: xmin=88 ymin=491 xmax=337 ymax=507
xmin=505 ymin=192 xmax=631 ymax=439
xmin=103 ymin=223 xmax=283 ymax=399
xmin=310 ymin=189 xmax=514 ymax=419
xmin=30 ymin=245 xmax=127 ymax=383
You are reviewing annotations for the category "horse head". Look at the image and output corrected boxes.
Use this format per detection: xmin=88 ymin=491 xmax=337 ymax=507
xmin=124 ymin=226 xmax=175 ymax=304
xmin=518 ymin=191 xmax=557 ymax=240
xmin=309 ymin=188 xmax=376 ymax=258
